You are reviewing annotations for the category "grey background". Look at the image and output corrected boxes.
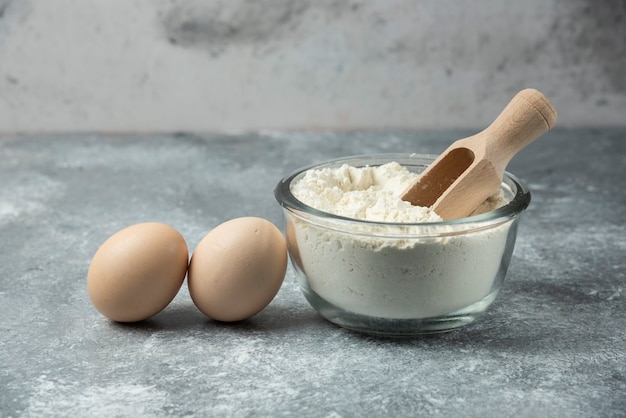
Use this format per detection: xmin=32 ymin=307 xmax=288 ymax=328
xmin=0 ymin=0 xmax=624 ymax=131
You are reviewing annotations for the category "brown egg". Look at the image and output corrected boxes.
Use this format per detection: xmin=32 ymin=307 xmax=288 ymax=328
xmin=87 ymin=222 xmax=189 ymax=322
xmin=188 ymin=217 xmax=287 ymax=322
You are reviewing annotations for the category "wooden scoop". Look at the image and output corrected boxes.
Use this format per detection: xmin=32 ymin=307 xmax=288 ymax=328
xmin=401 ymin=88 xmax=557 ymax=220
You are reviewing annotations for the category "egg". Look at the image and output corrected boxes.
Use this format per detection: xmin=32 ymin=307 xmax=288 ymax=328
xmin=87 ymin=222 xmax=189 ymax=322
xmin=188 ymin=217 xmax=287 ymax=322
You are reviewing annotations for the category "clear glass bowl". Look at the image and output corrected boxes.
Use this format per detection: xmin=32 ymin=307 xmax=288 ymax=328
xmin=274 ymin=154 xmax=530 ymax=336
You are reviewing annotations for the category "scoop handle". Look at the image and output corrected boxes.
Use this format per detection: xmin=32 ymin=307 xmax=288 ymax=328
xmin=481 ymin=88 xmax=557 ymax=172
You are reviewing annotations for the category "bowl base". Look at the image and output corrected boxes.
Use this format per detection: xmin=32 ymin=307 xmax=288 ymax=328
xmin=300 ymin=286 xmax=498 ymax=336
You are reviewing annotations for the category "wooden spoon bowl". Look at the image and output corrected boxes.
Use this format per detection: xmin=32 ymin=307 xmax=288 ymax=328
xmin=401 ymin=88 xmax=557 ymax=220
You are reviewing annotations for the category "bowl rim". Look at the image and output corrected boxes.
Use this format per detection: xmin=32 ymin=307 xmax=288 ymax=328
xmin=274 ymin=153 xmax=531 ymax=228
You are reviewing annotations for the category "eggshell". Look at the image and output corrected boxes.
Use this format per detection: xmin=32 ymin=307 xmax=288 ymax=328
xmin=188 ymin=217 xmax=287 ymax=322
xmin=87 ymin=222 xmax=189 ymax=322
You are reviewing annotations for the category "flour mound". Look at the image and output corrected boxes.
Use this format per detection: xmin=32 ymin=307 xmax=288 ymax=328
xmin=292 ymin=162 xmax=441 ymax=223
xmin=292 ymin=161 xmax=507 ymax=222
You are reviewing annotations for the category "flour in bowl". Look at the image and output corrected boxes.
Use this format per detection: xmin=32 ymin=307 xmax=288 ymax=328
xmin=286 ymin=161 xmax=514 ymax=320
xmin=291 ymin=162 xmax=506 ymax=223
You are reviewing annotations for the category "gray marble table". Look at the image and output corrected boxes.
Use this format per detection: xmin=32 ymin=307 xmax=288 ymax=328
xmin=1 ymin=129 xmax=625 ymax=417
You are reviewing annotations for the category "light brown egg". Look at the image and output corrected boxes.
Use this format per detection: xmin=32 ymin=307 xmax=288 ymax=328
xmin=188 ymin=217 xmax=287 ymax=322
xmin=87 ymin=222 xmax=189 ymax=322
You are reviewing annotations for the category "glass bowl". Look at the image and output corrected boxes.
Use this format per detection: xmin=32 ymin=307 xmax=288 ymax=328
xmin=274 ymin=154 xmax=530 ymax=336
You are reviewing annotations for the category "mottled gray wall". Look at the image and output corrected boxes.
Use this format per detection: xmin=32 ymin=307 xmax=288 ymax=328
xmin=0 ymin=0 xmax=623 ymax=132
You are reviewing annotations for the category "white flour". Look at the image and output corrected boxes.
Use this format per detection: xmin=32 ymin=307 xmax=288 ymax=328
xmin=291 ymin=162 xmax=506 ymax=222
xmin=289 ymin=162 xmax=513 ymax=319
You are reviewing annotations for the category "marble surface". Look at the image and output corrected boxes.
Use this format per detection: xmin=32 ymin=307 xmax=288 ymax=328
xmin=1 ymin=129 xmax=625 ymax=417
xmin=0 ymin=1 xmax=624 ymax=131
